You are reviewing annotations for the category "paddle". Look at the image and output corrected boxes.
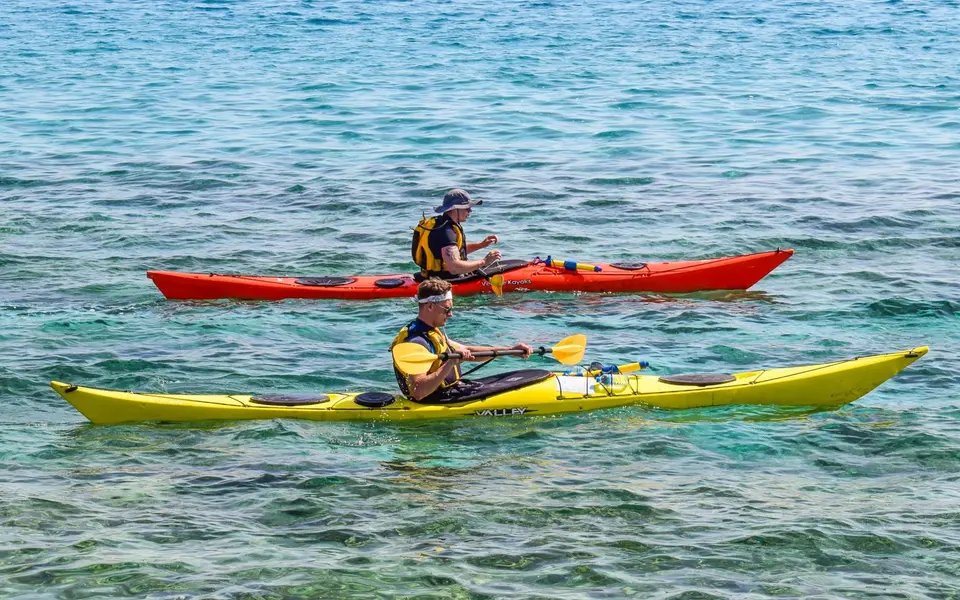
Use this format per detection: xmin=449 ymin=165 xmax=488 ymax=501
xmin=392 ymin=334 xmax=587 ymax=376
xmin=475 ymin=264 xmax=505 ymax=296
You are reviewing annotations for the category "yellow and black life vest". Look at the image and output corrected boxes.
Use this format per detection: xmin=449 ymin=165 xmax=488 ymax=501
xmin=411 ymin=215 xmax=466 ymax=277
xmin=390 ymin=320 xmax=461 ymax=397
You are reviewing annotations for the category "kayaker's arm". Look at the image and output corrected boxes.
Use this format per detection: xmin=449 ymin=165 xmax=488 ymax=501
xmin=466 ymin=235 xmax=498 ymax=253
xmin=406 ymin=346 xmax=473 ymax=401
xmin=441 ymin=245 xmax=501 ymax=276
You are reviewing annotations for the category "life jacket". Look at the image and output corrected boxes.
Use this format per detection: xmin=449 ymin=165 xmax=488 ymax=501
xmin=411 ymin=215 xmax=466 ymax=277
xmin=390 ymin=320 xmax=461 ymax=398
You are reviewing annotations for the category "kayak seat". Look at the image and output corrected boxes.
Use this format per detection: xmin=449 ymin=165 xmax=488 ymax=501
xmin=354 ymin=392 xmax=396 ymax=408
xmin=294 ymin=276 xmax=357 ymax=287
xmin=610 ymin=262 xmax=648 ymax=271
xmin=374 ymin=277 xmax=413 ymax=289
xmin=250 ymin=393 xmax=330 ymax=406
xmin=417 ymin=369 xmax=553 ymax=404
xmin=659 ymin=373 xmax=736 ymax=386
xmin=413 ymin=259 xmax=529 ymax=283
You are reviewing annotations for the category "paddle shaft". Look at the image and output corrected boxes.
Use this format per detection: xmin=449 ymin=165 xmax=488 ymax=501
xmin=391 ymin=333 xmax=586 ymax=375
xmin=437 ymin=347 xmax=548 ymax=361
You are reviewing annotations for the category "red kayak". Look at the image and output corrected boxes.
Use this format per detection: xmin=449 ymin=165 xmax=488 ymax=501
xmin=147 ymin=249 xmax=793 ymax=301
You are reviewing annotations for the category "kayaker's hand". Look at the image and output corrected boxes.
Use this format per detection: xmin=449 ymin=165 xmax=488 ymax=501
xmin=457 ymin=348 xmax=474 ymax=362
xmin=483 ymin=250 xmax=502 ymax=266
xmin=481 ymin=235 xmax=498 ymax=247
xmin=513 ymin=343 xmax=533 ymax=358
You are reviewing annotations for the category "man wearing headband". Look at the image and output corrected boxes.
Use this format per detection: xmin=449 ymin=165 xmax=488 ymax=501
xmin=411 ymin=188 xmax=502 ymax=280
xmin=390 ymin=278 xmax=532 ymax=401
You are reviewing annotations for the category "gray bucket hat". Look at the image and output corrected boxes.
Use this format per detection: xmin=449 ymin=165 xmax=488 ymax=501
xmin=435 ymin=189 xmax=483 ymax=214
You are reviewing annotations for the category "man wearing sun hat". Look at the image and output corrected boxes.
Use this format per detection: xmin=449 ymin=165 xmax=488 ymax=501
xmin=411 ymin=188 xmax=502 ymax=280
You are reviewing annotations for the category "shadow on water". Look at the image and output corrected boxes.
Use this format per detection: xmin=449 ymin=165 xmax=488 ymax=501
xmin=65 ymin=419 xmax=237 ymax=438
xmin=470 ymin=289 xmax=782 ymax=311
xmin=59 ymin=400 xmax=849 ymax=445
xmin=682 ymin=289 xmax=783 ymax=304
xmin=143 ymin=288 xmax=783 ymax=320
xmin=638 ymin=403 xmax=843 ymax=424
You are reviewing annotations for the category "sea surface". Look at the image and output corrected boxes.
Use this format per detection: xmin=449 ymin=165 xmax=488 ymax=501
xmin=2 ymin=0 xmax=959 ymax=598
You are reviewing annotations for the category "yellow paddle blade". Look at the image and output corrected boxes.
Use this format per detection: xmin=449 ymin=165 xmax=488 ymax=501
xmin=391 ymin=342 xmax=439 ymax=376
xmin=489 ymin=274 xmax=505 ymax=297
xmin=551 ymin=334 xmax=587 ymax=365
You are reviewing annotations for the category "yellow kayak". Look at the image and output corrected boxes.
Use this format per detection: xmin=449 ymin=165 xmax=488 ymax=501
xmin=50 ymin=347 xmax=926 ymax=425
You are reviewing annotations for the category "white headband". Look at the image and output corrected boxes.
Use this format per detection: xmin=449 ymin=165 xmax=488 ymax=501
xmin=416 ymin=291 xmax=453 ymax=304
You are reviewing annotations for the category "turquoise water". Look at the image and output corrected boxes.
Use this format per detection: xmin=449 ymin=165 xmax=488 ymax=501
xmin=2 ymin=0 xmax=959 ymax=597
